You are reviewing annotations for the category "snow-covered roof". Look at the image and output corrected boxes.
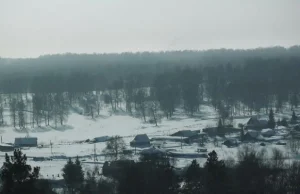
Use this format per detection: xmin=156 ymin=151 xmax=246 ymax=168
xmin=245 ymin=130 xmax=265 ymax=140
xmin=133 ymin=134 xmax=150 ymax=143
xmin=0 ymin=143 xmax=13 ymax=148
xmin=140 ymin=147 xmax=165 ymax=155
xmin=261 ymin=128 xmax=275 ymax=137
xmin=247 ymin=117 xmax=268 ymax=126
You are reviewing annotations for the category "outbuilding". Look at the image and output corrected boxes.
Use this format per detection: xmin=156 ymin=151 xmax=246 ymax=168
xmin=130 ymin=134 xmax=150 ymax=147
xmin=14 ymin=137 xmax=38 ymax=147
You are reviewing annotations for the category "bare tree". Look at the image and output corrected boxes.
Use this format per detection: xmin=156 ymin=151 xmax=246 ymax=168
xmin=135 ymin=88 xmax=147 ymax=122
xmin=0 ymin=95 xmax=4 ymax=125
xmin=17 ymin=99 xmax=26 ymax=129
xmin=9 ymin=98 xmax=17 ymax=128
xmin=147 ymin=101 xmax=161 ymax=126
xmin=288 ymin=137 xmax=300 ymax=154
xmin=32 ymin=94 xmax=43 ymax=127
xmin=102 ymin=136 xmax=130 ymax=161
xmin=54 ymin=93 xmax=69 ymax=126
xmin=271 ymin=148 xmax=285 ymax=169
xmin=95 ymin=91 xmax=102 ymax=116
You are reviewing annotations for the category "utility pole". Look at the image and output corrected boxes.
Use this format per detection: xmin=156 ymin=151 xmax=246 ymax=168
xmin=93 ymin=143 xmax=97 ymax=162
xmin=50 ymin=140 xmax=53 ymax=155
xmin=181 ymin=136 xmax=183 ymax=149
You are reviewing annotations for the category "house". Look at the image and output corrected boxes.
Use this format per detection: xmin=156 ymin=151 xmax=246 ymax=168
xmin=223 ymin=139 xmax=238 ymax=147
xmin=130 ymin=134 xmax=150 ymax=147
xmin=14 ymin=137 xmax=38 ymax=147
xmin=184 ymin=132 xmax=208 ymax=144
xmin=140 ymin=147 xmax=166 ymax=156
xmin=171 ymin=130 xmax=197 ymax=138
xmin=93 ymin=136 xmax=111 ymax=143
xmin=0 ymin=143 xmax=15 ymax=152
xmin=261 ymin=128 xmax=275 ymax=137
xmin=243 ymin=130 xmax=264 ymax=142
xmin=245 ymin=117 xmax=268 ymax=130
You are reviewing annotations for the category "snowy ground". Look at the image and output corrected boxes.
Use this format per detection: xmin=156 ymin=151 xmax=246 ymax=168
xmin=0 ymin=103 xmax=299 ymax=179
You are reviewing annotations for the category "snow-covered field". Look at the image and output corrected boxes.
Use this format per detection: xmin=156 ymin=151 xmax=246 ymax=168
xmin=0 ymin=103 xmax=298 ymax=179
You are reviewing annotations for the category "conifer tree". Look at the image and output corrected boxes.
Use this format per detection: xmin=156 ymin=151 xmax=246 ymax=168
xmin=268 ymin=109 xmax=276 ymax=129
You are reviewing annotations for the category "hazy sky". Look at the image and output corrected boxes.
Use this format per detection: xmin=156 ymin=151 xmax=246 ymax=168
xmin=1 ymin=0 xmax=300 ymax=58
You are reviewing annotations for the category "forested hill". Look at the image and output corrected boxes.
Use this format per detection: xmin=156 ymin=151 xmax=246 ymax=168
xmin=0 ymin=46 xmax=300 ymax=93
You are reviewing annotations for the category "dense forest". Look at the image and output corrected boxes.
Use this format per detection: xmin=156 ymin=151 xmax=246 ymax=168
xmin=0 ymin=46 xmax=299 ymax=93
xmin=0 ymin=46 xmax=299 ymax=128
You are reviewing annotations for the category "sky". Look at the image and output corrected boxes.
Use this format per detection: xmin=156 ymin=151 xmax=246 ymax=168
xmin=0 ymin=0 xmax=300 ymax=58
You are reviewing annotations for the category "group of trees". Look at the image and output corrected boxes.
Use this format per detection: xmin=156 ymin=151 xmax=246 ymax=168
xmin=4 ymin=93 xmax=69 ymax=129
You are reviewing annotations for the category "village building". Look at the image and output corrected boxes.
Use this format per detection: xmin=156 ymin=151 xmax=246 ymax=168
xmin=245 ymin=116 xmax=268 ymax=130
xmin=14 ymin=137 xmax=38 ymax=147
xmin=130 ymin=134 xmax=151 ymax=147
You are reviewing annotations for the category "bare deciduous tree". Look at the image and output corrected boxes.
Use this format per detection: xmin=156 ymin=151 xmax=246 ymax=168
xmin=147 ymin=101 xmax=161 ymax=126
xmin=103 ymin=136 xmax=130 ymax=161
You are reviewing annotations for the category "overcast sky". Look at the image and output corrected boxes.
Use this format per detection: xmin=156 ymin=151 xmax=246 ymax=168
xmin=0 ymin=0 xmax=300 ymax=58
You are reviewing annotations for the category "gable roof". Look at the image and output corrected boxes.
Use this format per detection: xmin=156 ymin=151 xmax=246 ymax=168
xmin=247 ymin=117 xmax=268 ymax=126
xmin=244 ymin=130 xmax=264 ymax=140
xmin=133 ymin=134 xmax=150 ymax=143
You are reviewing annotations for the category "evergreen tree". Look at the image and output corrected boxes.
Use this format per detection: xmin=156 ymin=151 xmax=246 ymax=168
xmin=0 ymin=149 xmax=40 ymax=194
xmin=62 ymin=157 xmax=84 ymax=194
xmin=281 ymin=118 xmax=288 ymax=127
xmin=204 ymin=150 xmax=229 ymax=194
xmin=183 ymin=160 xmax=203 ymax=194
xmin=291 ymin=110 xmax=298 ymax=124
xmin=268 ymin=109 xmax=276 ymax=129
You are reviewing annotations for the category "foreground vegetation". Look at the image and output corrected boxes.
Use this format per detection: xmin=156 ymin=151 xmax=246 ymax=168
xmin=2 ymin=145 xmax=300 ymax=194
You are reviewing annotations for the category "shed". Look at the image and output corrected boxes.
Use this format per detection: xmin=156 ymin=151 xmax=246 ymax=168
xmin=130 ymin=134 xmax=150 ymax=147
xmin=0 ymin=143 xmax=15 ymax=152
xmin=14 ymin=137 xmax=37 ymax=147
xmin=243 ymin=130 xmax=264 ymax=141
xmin=223 ymin=139 xmax=238 ymax=147
xmin=261 ymin=128 xmax=275 ymax=137
xmin=93 ymin=136 xmax=111 ymax=143
xmin=171 ymin=130 xmax=197 ymax=138
xmin=140 ymin=147 xmax=166 ymax=156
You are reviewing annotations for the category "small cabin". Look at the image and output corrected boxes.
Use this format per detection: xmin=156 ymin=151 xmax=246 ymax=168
xmin=171 ymin=130 xmax=197 ymax=138
xmin=130 ymin=134 xmax=150 ymax=147
xmin=0 ymin=143 xmax=15 ymax=152
xmin=14 ymin=137 xmax=38 ymax=147
xmin=245 ymin=117 xmax=268 ymax=130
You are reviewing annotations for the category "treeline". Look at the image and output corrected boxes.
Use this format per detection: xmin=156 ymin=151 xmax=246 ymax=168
xmin=2 ymin=57 xmax=300 ymax=129
xmin=3 ymin=147 xmax=300 ymax=194
xmin=0 ymin=46 xmax=300 ymax=93
xmin=1 ymin=93 xmax=69 ymax=129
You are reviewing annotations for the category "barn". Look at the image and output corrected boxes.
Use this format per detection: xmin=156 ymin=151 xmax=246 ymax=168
xmin=14 ymin=137 xmax=38 ymax=147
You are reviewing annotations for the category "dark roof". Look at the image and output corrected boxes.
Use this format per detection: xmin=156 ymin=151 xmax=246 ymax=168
xmin=14 ymin=137 xmax=37 ymax=146
xmin=246 ymin=117 xmax=268 ymax=128
xmin=133 ymin=134 xmax=150 ymax=143
xmin=140 ymin=147 xmax=166 ymax=155
xmin=171 ymin=130 xmax=197 ymax=137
